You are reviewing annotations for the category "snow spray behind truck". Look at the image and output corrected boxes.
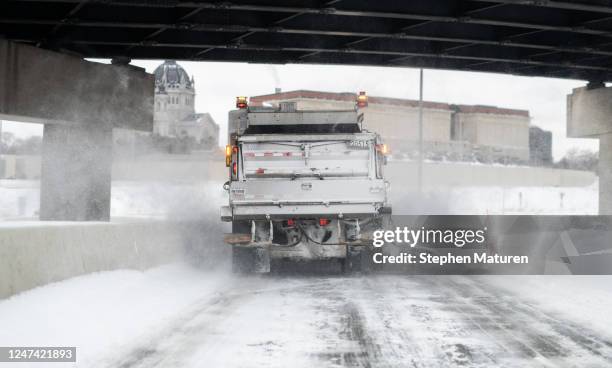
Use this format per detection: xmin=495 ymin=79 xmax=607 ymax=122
xmin=221 ymin=92 xmax=391 ymax=273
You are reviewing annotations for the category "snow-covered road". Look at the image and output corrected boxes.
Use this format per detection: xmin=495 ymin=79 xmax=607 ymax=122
xmin=2 ymin=264 xmax=612 ymax=368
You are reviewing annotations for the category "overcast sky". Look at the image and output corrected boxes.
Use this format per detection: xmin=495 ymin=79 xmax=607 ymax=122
xmin=1 ymin=60 xmax=601 ymax=160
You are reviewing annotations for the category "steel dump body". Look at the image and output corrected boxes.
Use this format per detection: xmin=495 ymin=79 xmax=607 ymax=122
xmin=222 ymin=105 xmax=390 ymax=271
xmin=229 ymin=132 xmax=386 ymax=219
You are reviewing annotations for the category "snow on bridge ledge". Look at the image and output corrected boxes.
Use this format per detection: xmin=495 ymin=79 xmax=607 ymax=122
xmin=0 ymin=220 xmax=189 ymax=299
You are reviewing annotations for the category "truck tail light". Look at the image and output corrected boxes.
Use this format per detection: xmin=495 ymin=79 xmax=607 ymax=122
xmin=232 ymin=162 xmax=238 ymax=177
xmin=225 ymin=145 xmax=232 ymax=166
xmin=236 ymin=96 xmax=248 ymax=109
xmin=376 ymin=144 xmax=389 ymax=155
xmin=226 ymin=145 xmax=239 ymax=168
xmin=319 ymin=218 xmax=330 ymax=226
xmin=286 ymin=219 xmax=295 ymax=227
xmin=357 ymin=91 xmax=368 ymax=108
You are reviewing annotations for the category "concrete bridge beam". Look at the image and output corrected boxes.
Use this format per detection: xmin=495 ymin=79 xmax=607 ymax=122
xmin=0 ymin=40 xmax=154 ymax=221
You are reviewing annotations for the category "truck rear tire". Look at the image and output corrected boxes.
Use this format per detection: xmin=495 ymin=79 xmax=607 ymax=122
xmin=343 ymin=245 xmax=369 ymax=274
xmin=232 ymin=246 xmax=271 ymax=274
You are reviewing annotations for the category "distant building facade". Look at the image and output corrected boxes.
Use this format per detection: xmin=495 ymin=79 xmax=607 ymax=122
xmin=451 ymin=104 xmax=530 ymax=162
xmin=153 ymin=60 xmax=219 ymax=147
xmin=529 ymin=126 xmax=553 ymax=166
xmin=250 ymin=90 xmax=532 ymax=163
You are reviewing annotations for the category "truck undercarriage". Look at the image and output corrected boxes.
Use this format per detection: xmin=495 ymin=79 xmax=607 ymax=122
xmin=226 ymin=215 xmax=389 ymax=273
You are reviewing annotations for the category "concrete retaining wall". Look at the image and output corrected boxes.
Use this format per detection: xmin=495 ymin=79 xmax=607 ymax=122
xmin=0 ymin=220 xmax=186 ymax=299
xmin=113 ymin=157 xmax=595 ymax=188
xmin=0 ymin=155 xmax=41 ymax=180
xmin=2 ymin=153 xmax=596 ymax=188
xmin=386 ymin=160 xmax=596 ymax=188
xmin=113 ymin=153 xmax=225 ymax=182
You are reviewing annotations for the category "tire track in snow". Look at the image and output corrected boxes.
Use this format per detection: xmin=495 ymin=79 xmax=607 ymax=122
xmin=113 ymin=291 xmax=243 ymax=368
xmin=101 ymin=274 xmax=612 ymax=368
xmin=435 ymin=276 xmax=612 ymax=367
xmin=363 ymin=276 xmax=499 ymax=368
xmin=312 ymin=276 xmax=493 ymax=367
xmin=471 ymin=277 xmax=612 ymax=364
xmin=109 ymin=277 xmax=339 ymax=368
xmin=429 ymin=277 xmax=561 ymax=366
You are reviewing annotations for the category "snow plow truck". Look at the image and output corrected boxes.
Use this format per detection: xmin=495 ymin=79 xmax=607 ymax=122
xmin=221 ymin=92 xmax=391 ymax=273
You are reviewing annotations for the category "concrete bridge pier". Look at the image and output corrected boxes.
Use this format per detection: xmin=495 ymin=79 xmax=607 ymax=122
xmin=567 ymin=84 xmax=612 ymax=214
xmin=599 ymin=133 xmax=612 ymax=214
xmin=0 ymin=40 xmax=154 ymax=221
xmin=40 ymin=124 xmax=113 ymax=220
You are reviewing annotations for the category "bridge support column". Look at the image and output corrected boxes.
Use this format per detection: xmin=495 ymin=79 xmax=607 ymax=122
xmin=0 ymin=39 xmax=154 ymax=221
xmin=567 ymin=85 xmax=612 ymax=214
xmin=600 ymin=134 xmax=612 ymax=214
xmin=40 ymin=124 xmax=113 ymax=221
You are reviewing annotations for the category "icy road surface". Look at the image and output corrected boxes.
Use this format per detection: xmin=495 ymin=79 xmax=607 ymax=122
xmin=1 ymin=265 xmax=612 ymax=368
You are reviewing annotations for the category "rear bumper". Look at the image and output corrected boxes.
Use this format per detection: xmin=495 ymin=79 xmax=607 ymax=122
xmin=221 ymin=203 xmax=387 ymax=221
xmin=228 ymin=241 xmax=348 ymax=260
xmin=271 ymin=242 xmax=347 ymax=260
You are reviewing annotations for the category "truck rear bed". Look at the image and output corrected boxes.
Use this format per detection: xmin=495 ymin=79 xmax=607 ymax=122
xmin=224 ymin=132 xmax=387 ymax=220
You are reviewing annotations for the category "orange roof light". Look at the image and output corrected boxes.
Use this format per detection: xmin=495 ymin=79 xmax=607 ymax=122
xmin=376 ymin=144 xmax=389 ymax=155
xmin=225 ymin=145 xmax=232 ymax=167
xmin=357 ymin=91 xmax=368 ymax=108
xmin=236 ymin=96 xmax=248 ymax=109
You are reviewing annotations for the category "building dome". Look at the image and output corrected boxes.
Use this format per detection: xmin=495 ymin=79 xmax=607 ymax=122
xmin=154 ymin=60 xmax=193 ymax=92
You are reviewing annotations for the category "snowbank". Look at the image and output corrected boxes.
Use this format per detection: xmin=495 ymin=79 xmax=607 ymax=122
xmin=0 ymin=263 xmax=230 ymax=368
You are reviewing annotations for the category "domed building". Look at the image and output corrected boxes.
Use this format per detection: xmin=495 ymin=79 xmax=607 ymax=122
xmin=153 ymin=60 xmax=218 ymax=148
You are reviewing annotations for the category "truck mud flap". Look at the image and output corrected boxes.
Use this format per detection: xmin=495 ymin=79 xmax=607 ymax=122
xmin=253 ymin=247 xmax=271 ymax=273
xmin=232 ymin=245 xmax=271 ymax=274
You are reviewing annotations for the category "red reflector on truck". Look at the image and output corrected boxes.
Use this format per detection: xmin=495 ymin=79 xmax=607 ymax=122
xmin=256 ymin=168 xmax=265 ymax=174
xmin=286 ymin=219 xmax=295 ymax=226
xmin=232 ymin=162 xmax=237 ymax=175
xmin=319 ymin=218 xmax=330 ymax=226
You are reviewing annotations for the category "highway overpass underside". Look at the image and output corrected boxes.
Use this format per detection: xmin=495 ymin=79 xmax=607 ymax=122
xmin=3 ymin=1 xmax=612 ymax=82
xmin=0 ymin=40 xmax=154 ymax=221
xmin=2 ymin=1 xmax=612 ymax=216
